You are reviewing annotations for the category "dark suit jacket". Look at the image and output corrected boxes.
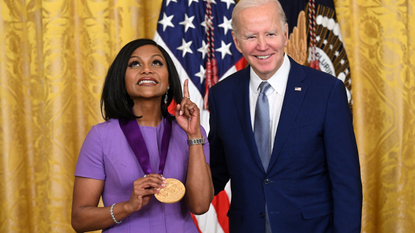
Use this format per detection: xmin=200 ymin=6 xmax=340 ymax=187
xmin=208 ymin=57 xmax=362 ymax=233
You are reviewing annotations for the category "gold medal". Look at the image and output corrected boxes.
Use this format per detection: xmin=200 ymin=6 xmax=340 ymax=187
xmin=155 ymin=178 xmax=186 ymax=204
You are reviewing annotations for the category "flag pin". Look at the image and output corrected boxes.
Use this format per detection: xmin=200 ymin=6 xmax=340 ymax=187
xmin=295 ymin=87 xmax=301 ymax=91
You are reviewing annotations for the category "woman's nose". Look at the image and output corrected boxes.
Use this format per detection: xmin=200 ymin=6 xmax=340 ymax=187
xmin=141 ymin=64 xmax=153 ymax=74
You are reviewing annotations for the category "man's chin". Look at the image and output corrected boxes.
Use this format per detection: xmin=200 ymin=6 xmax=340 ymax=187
xmin=253 ymin=67 xmax=276 ymax=79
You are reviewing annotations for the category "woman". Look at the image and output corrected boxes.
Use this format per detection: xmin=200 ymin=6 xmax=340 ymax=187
xmin=71 ymin=39 xmax=214 ymax=232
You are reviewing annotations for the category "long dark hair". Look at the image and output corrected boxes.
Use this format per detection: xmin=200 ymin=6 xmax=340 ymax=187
xmin=100 ymin=39 xmax=183 ymax=121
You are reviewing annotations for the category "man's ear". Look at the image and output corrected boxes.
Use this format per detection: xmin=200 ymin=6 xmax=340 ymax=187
xmin=283 ymin=23 xmax=289 ymax=47
xmin=232 ymin=31 xmax=243 ymax=53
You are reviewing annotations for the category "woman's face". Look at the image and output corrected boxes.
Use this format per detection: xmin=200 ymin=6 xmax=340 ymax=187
xmin=125 ymin=44 xmax=169 ymax=102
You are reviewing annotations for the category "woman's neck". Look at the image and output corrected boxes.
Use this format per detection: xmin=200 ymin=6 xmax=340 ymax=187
xmin=132 ymin=100 xmax=163 ymax=127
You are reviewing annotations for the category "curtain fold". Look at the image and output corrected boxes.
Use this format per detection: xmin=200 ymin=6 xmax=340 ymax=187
xmin=334 ymin=0 xmax=415 ymax=232
xmin=1 ymin=0 xmax=414 ymax=232
xmin=0 ymin=1 xmax=162 ymax=232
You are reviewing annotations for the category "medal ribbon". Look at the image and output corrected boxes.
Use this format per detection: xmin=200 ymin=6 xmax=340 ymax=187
xmin=119 ymin=118 xmax=172 ymax=175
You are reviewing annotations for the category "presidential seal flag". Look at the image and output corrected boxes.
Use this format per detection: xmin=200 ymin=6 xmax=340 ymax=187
xmin=281 ymin=0 xmax=353 ymax=106
xmin=154 ymin=0 xmax=245 ymax=233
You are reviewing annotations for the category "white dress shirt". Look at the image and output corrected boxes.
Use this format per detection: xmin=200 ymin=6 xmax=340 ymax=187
xmin=249 ymin=54 xmax=291 ymax=152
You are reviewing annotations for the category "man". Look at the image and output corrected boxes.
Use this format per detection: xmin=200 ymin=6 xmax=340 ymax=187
xmin=208 ymin=0 xmax=362 ymax=232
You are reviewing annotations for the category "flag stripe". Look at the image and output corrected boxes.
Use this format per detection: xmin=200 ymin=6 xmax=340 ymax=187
xmin=154 ymin=1 xmax=243 ymax=232
xmin=212 ymin=191 xmax=230 ymax=233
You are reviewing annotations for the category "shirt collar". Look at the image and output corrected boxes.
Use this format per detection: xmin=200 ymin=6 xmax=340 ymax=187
xmin=250 ymin=53 xmax=291 ymax=95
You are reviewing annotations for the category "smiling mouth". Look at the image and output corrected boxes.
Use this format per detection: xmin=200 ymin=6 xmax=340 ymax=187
xmin=138 ymin=80 xmax=157 ymax=85
xmin=256 ymin=55 xmax=271 ymax=60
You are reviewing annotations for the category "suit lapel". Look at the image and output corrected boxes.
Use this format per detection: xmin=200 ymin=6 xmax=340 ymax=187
xmin=268 ymin=59 xmax=308 ymax=171
xmin=233 ymin=67 xmax=266 ymax=173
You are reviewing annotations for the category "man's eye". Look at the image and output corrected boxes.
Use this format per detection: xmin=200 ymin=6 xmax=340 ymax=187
xmin=128 ymin=61 xmax=140 ymax=67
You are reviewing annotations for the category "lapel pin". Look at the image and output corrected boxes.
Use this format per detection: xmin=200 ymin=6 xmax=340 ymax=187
xmin=295 ymin=87 xmax=301 ymax=91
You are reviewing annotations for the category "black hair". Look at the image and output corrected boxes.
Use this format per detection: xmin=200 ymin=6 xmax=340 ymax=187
xmin=100 ymin=39 xmax=183 ymax=121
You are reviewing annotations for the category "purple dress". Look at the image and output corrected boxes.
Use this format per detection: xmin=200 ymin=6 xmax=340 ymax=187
xmin=75 ymin=118 xmax=209 ymax=233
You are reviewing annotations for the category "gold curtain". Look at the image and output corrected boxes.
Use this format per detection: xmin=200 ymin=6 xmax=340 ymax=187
xmin=1 ymin=0 xmax=414 ymax=232
xmin=0 ymin=0 xmax=162 ymax=232
xmin=334 ymin=0 xmax=415 ymax=232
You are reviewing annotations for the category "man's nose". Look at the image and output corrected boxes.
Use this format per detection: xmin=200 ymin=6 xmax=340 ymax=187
xmin=257 ymin=36 xmax=268 ymax=50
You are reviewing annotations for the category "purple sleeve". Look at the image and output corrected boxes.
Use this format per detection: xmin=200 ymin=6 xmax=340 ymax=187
xmin=74 ymin=125 xmax=106 ymax=180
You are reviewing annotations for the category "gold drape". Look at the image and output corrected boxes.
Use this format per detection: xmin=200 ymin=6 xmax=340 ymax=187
xmin=1 ymin=0 xmax=414 ymax=232
xmin=334 ymin=0 xmax=415 ymax=232
xmin=0 ymin=0 xmax=162 ymax=232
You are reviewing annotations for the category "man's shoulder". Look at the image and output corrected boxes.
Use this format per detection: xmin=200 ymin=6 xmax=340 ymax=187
xmin=212 ymin=67 xmax=249 ymax=91
xmin=289 ymin=57 xmax=340 ymax=85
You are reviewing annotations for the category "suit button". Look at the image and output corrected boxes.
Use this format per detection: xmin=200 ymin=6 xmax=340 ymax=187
xmin=260 ymin=212 xmax=265 ymax=218
xmin=264 ymin=179 xmax=270 ymax=184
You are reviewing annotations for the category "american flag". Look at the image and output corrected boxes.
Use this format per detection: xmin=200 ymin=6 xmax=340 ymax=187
xmin=154 ymin=0 xmax=245 ymax=232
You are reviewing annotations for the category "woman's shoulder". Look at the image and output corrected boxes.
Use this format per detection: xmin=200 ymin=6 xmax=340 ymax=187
xmin=88 ymin=118 xmax=122 ymax=137
xmin=93 ymin=118 xmax=119 ymax=127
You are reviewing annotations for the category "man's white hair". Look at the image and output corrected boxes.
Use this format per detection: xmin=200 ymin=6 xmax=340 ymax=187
xmin=232 ymin=0 xmax=287 ymax=36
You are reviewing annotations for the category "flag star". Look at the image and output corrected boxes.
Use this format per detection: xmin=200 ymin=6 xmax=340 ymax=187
xmin=221 ymin=0 xmax=235 ymax=9
xmin=201 ymin=16 xmax=208 ymax=31
xmin=316 ymin=35 xmax=321 ymax=42
xmin=323 ymin=39 xmax=328 ymax=45
xmin=177 ymin=39 xmax=193 ymax=57
xmin=188 ymin=0 xmax=198 ymax=7
xmin=216 ymin=40 xmax=232 ymax=59
xmin=334 ymin=51 xmax=339 ymax=57
xmin=218 ymin=16 xmax=232 ymax=35
xmin=197 ymin=40 xmax=209 ymax=59
xmin=179 ymin=14 xmax=196 ymax=33
xmin=166 ymin=0 xmax=178 ymax=6
xmin=195 ymin=65 xmax=206 ymax=84
xmin=340 ymin=59 xmax=345 ymax=65
xmin=158 ymin=13 xmax=174 ymax=31
xmin=201 ymin=15 xmax=214 ymax=32
xmin=200 ymin=16 xmax=207 ymax=31
xmin=204 ymin=0 xmax=217 ymax=4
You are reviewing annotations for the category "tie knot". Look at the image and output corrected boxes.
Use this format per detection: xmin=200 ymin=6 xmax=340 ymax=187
xmin=259 ymin=82 xmax=271 ymax=95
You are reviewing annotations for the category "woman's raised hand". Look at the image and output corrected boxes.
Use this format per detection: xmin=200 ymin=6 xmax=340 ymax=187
xmin=175 ymin=79 xmax=202 ymax=138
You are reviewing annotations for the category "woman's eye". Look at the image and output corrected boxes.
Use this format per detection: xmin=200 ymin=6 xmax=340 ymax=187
xmin=152 ymin=60 xmax=163 ymax=66
xmin=128 ymin=61 xmax=140 ymax=67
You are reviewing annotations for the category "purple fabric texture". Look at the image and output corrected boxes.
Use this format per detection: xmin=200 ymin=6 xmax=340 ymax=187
xmin=75 ymin=118 xmax=209 ymax=233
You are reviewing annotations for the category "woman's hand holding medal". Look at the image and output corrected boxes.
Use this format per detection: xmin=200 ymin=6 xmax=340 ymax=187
xmin=126 ymin=174 xmax=166 ymax=212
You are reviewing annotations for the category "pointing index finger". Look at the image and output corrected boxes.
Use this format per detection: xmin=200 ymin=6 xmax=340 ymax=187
xmin=183 ymin=79 xmax=189 ymax=99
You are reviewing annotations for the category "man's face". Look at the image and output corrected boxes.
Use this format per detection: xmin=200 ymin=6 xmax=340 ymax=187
xmin=232 ymin=2 xmax=288 ymax=80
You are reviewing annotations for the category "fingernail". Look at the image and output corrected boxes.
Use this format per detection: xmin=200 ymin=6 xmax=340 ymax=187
xmin=180 ymin=110 xmax=183 ymax=115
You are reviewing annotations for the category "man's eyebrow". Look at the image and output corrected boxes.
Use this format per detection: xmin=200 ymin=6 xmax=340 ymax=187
xmin=242 ymin=33 xmax=256 ymax=38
